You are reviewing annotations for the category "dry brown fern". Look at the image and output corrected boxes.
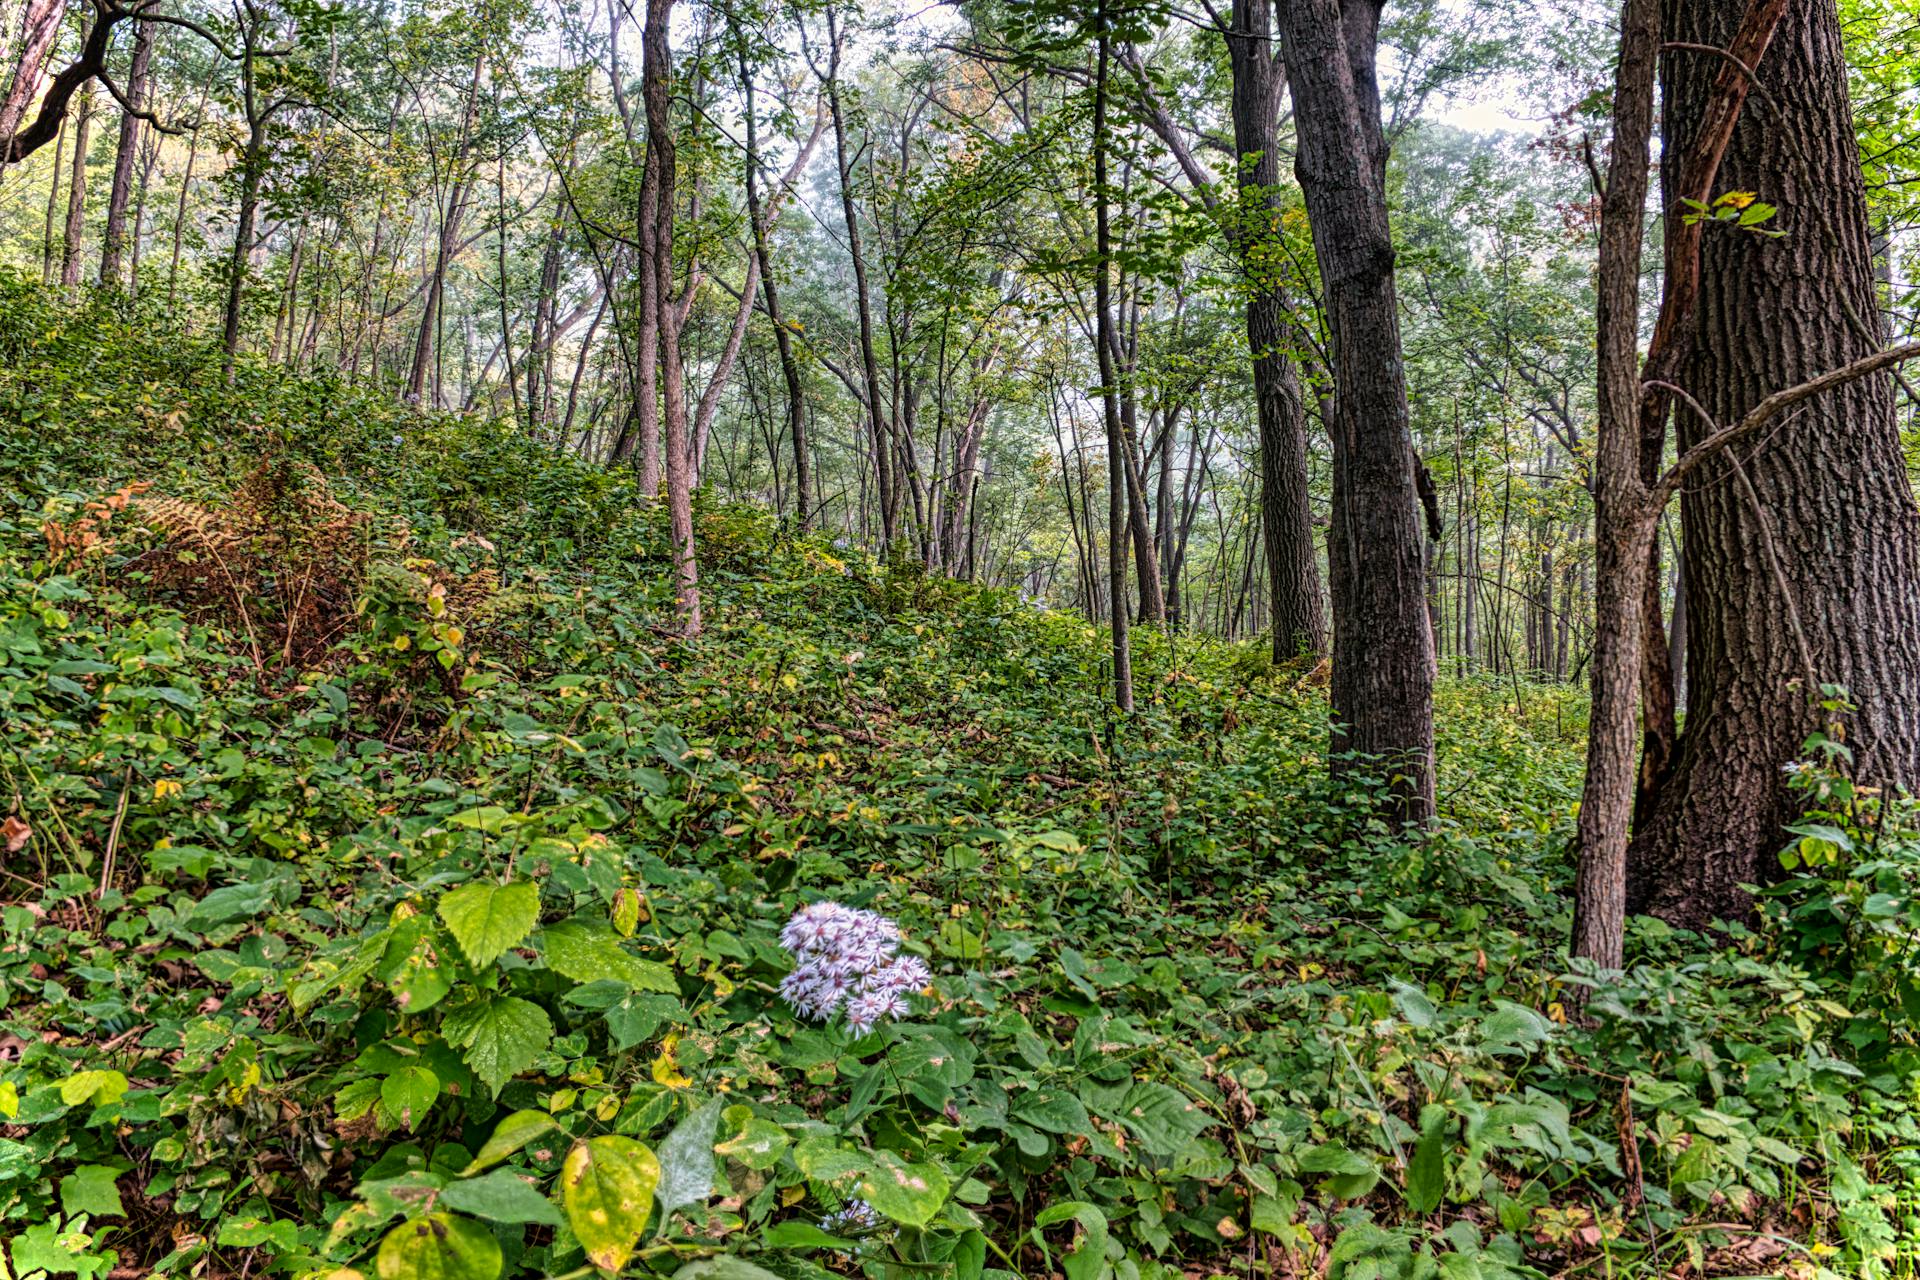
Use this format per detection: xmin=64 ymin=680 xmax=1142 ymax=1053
xmin=127 ymin=456 xmax=372 ymax=671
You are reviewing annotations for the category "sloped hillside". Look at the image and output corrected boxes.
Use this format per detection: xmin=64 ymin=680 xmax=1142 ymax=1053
xmin=0 ymin=280 xmax=1909 ymax=1279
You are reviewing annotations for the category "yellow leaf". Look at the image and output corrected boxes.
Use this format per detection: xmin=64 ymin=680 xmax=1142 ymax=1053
xmin=153 ymin=778 xmax=183 ymax=799
xmin=652 ymin=1036 xmax=692 ymax=1089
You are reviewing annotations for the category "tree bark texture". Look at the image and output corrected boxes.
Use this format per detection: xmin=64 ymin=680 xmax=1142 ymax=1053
xmin=1230 ymin=0 xmax=1326 ymax=660
xmin=1625 ymin=0 xmax=1920 ymax=928
xmin=1275 ymin=0 xmax=1433 ymax=820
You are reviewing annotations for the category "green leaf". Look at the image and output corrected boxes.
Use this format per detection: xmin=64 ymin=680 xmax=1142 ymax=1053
xmin=463 ymin=1110 xmax=560 ymax=1174
xmin=60 ymin=1164 xmax=125 ymax=1217
xmin=1034 ymin=1201 xmax=1109 ymax=1280
xmin=761 ymin=1221 xmax=855 ymax=1251
xmin=1298 ymin=1143 xmax=1381 ymax=1200
xmin=59 ymin=1069 xmax=130 ymax=1107
xmin=792 ymin=1135 xmax=869 ymax=1182
xmin=187 ymin=880 xmax=274 ymax=925
xmin=441 ymin=1169 xmax=563 ymax=1225
xmin=542 ymin=921 xmax=678 ymax=992
xmin=562 ymin=1136 xmax=662 ymax=1271
xmin=671 ymin=1261 xmax=787 ymax=1280
xmin=715 ymin=1107 xmax=790 ymax=1170
xmin=954 ymin=1229 xmax=988 ymax=1280
xmin=11 ymin=1218 xmax=113 ymax=1280
xmin=1405 ymin=1104 xmax=1448 ymax=1215
xmin=858 ymin=1149 xmax=949 ymax=1227
xmin=375 ymin=1213 xmax=503 ymax=1280
xmin=655 ymin=1096 xmax=723 ymax=1225
xmin=1013 ymin=1090 xmax=1090 ymax=1135
xmin=444 ymin=996 xmax=552 ymax=1096
xmin=438 ymin=881 xmax=540 ymax=968
xmin=381 ymin=1065 xmax=440 ymax=1130
xmin=381 ymin=915 xmax=454 ymax=1015
xmin=1115 ymin=1081 xmax=1210 ymax=1156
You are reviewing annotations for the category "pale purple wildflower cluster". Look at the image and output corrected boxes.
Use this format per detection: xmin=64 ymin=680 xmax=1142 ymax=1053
xmin=778 ymin=903 xmax=931 ymax=1034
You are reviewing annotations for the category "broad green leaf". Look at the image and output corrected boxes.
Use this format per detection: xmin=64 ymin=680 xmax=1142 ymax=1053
xmin=953 ymin=1230 xmax=988 ymax=1280
xmin=1114 ymin=1081 xmax=1210 ymax=1156
xmin=374 ymin=1213 xmax=503 ymax=1280
xmin=541 ymin=921 xmax=678 ymax=992
xmin=60 ymin=1164 xmax=125 ymax=1217
xmin=59 ymin=1069 xmax=129 ymax=1107
xmin=381 ymin=1065 xmax=439 ymax=1130
xmin=1012 ymin=1090 xmax=1089 ymax=1135
xmin=792 ymin=1135 xmax=869 ymax=1182
xmin=671 ymin=1261 xmax=787 ymax=1280
xmin=715 ymin=1107 xmax=790 ymax=1170
xmin=858 ymin=1149 xmax=949 ymax=1227
xmin=381 ymin=915 xmax=454 ymax=1015
xmin=1033 ymin=1201 xmax=1108 ymax=1280
xmin=1405 ymin=1104 xmax=1448 ymax=1215
xmin=438 ymin=881 xmax=540 ymax=968
xmin=443 ymin=996 xmax=552 ymax=1096
xmin=440 ymin=1169 xmax=563 ymax=1225
xmin=654 ymin=1096 xmax=723 ymax=1225
xmin=1298 ymin=1143 xmax=1381 ymax=1200
xmin=760 ymin=1221 xmax=854 ymax=1250
xmin=561 ymin=1136 xmax=661 ymax=1271
xmin=463 ymin=1110 xmax=560 ymax=1174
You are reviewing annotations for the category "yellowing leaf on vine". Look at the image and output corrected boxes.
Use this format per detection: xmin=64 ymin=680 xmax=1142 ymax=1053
xmin=651 ymin=1036 xmax=692 ymax=1089
xmin=561 ymin=1137 xmax=661 ymax=1272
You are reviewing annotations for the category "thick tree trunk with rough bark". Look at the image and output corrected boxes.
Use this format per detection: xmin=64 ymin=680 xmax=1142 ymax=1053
xmin=1625 ymin=0 xmax=1920 ymax=928
xmin=1275 ymin=0 xmax=1434 ymax=820
xmin=1230 ymin=0 xmax=1326 ymax=661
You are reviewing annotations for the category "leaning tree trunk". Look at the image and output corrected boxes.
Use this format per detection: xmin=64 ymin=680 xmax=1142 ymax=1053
xmin=1276 ymin=0 xmax=1435 ymax=822
xmin=1625 ymin=0 xmax=1920 ymax=927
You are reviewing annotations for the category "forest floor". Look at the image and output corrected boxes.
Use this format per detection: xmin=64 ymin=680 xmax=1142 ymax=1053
xmin=1 ymin=278 xmax=1915 ymax=1279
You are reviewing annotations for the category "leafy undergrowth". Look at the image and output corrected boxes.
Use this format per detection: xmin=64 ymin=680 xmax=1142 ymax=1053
xmin=2 ymin=278 xmax=1918 ymax=1280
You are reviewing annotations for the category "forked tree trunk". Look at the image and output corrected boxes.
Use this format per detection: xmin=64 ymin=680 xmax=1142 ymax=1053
xmin=1275 ymin=0 xmax=1434 ymax=821
xmin=1625 ymin=0 xmax=1920 ymax=927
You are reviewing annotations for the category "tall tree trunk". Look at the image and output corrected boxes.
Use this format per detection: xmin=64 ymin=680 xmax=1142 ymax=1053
xmin=1569 ymin=0 xmax=1660 ymax=971
xmin=1093 ymin=0 xmax=1131 ymax=710
xmin=40 ymin=114 xmax=62 ymax=284
xmin=1229 ymin=0 xmax=1326 ymax=660
xmin=741 ymin=79 xmax=811 ymax=526
xmin=221 ymin=116 xmax=266 ymax=361
xmin=644 ymin=0 xmax=700 ymax=635
xmin=169 ymin=68 xmax=215 ymax=308
xmin=59 ymin=54 xmax=91 ymax=289
xmin=1275 ymin=0 xmax=1434 ymax=821
xmin=98 ymin=16 xmax=152 ymax=287
xmin=824 ymin=6 xmax=895 ymax=551
xmin=1625 ymin=0 xmax=1920 ymax=928
xmin=407 ymin=49 xmax=485 ymax=406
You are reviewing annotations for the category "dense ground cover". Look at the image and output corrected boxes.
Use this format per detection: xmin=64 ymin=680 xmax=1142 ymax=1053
xmin=2 ymin=278 xmax=1917 ymax=1279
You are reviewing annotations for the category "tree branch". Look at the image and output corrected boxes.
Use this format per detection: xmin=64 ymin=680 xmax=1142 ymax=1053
xmin=1652 ymin=341 xmax=1920 ymax=507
